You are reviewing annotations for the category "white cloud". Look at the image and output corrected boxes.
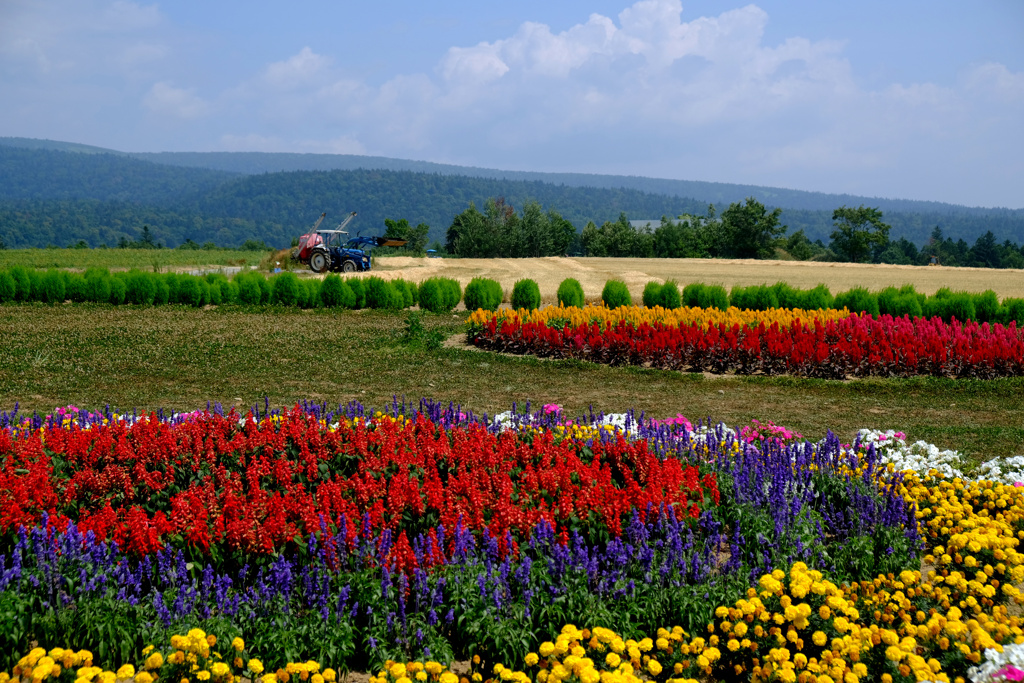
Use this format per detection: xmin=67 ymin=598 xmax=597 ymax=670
xmin=264 ymin=47 xmax=332 ymax=88
xmin=964 ymin=62 xmax=1024 ymax=102
xmin=144 ymin=82 xmax=209 ymax=119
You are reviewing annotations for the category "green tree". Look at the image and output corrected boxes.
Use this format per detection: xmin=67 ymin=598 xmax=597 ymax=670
xmin=829 ymin=205 xmax=891 ymax=263
xmin=383 ymin=218 xmax=430 ymax=254
xmin=720 ymin=198 xmax=785 ymax=259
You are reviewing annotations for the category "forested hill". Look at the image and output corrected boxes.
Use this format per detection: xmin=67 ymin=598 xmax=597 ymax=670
xmin=0 ymin=146 xmax=238 ymax=204
xmin=131 ymin=151 xmax=1018 ymax=215
xmin=1 ymin=139 xmax=1024 ymax=249
xmin=4 ymin=136 xmax=1021 ymax=215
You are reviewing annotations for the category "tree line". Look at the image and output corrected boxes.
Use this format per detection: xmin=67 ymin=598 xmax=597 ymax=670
xmin=443 ymin=198 xmax=1024 ymax=268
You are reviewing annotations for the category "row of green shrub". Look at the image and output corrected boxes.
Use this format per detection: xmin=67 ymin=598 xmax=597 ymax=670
xmin=721 ymin=281 xmax=1024 ymax=325
xmin=460 ymin=274 xmax=1024 ymax=325
xmin=0 ymin=266 xmax=464 ymax=313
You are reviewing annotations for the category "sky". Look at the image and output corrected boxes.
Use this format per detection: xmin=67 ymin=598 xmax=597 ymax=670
xmin=1 ymin=1 xmax=1022 ymax=208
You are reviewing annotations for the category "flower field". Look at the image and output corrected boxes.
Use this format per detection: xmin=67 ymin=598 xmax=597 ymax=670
xmin=467 ymin=305 xmax=1024 ymax=379
xmin=3 ymin=400 xmax=1024 ymax=683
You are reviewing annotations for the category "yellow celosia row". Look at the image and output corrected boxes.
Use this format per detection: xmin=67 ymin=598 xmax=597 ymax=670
xmin=467 ymin=304 xmax=851 ymax=330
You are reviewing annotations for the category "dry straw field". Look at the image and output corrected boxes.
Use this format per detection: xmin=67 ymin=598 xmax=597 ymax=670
xmin=370 ymin=256 xmax=1024 ymax=303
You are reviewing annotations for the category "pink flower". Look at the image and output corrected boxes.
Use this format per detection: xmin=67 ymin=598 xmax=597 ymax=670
xmin=997 ymin=665 xmax=1024 ymax=681
xmin=1015 ymin=482 xmax=1024 ymax=488
xmin=542 ymin=403 xmax=562 ymax=415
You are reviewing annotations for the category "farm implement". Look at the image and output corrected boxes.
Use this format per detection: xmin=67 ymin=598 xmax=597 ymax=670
xmin=293 ymin=211 xmax=407 ymax=273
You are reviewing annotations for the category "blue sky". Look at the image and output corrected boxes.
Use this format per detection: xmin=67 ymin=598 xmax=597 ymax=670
xmin=1 ymin=0 xmax=1022 ymax=207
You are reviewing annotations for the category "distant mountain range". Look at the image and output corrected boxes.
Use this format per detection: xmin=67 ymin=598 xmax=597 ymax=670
xmin=1 ymin=136 xmax=1022 ymax=249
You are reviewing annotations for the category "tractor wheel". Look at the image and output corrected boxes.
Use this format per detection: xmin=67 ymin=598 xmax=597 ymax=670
xmin=310 ymin=251 xmax=330 ymax=273
xmin=342 ymin=260 xmax=357 ymax=273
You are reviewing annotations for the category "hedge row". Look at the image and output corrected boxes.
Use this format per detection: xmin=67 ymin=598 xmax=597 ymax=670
xmin=621 ymin=279 xmax=1023 ymax=325
xmin=0 ymin=267 xmax=463 ymax=312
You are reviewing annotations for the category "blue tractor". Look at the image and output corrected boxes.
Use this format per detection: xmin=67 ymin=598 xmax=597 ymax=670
xmin=294 ymin=212 xmax=406 ymax=273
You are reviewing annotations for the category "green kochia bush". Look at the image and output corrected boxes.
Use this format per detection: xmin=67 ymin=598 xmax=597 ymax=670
xmin=125 ymin=270 xmax=157 ymax=305
xmin=235 ymin=272 xmax=263 ymax=305
xmin=40 ymin=269 xmax=66 ymax=304
xmin=63 ymin=272 xmax=88 ymax=303
xmin=974 ymin=290 xmax=1000 ymax=323
xmin=0 ymin=271 xmax=15 ymax=303
xmin=659 ymin=281 xmax=681 ymax=309
xmin=320 ymin=273 xmax=347 ymax=308
xmin=731 ymin=285 xmax=778 ymax=311
xmin=642 ymin=281 xmax=662 ymax=308
xmin=365 ymin=276 xmax=405 ymax=310
xmin=464 ymin=277 xmax=503 ymax=311
xmin=800 ymin=285 xmax=834 ymax=311
xmin=697 ymin=285 xmax=730 ymax=311
xmin=85 ymin=268 xmax=112 ymax=303
xmin=511 ymin=279 xmax=541 ymax=311
xmin=643 ymin=281 xmax=681 ymax=309
xmin=557 ymin=278 xmax=585 ymax=308
xmin=8 ymin=266 xmax=31 ymax=301
xmin=347 ymin=277 xmax=366 ymax=309
xmin=176 ymin=275 xmax=203 ymax=307
xmin=1001 ymin=298 xmax=1024 ymax=325
xmin=418 ymin=277 xmax=461 ymax=313
xmin=271 ymin=272 xmax=301 ymax=306
xmin=771 ymin=282 xmax=802 ymax=310
xmin=601 ymin=280 xmax=632 ymax=308
xmin=833 ymin=287 xmax=879 ymax=316
xmin=108 ymin=275 xmax=126 ymax=305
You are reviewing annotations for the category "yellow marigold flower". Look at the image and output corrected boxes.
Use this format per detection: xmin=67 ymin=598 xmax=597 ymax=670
xmin=395 ymin=676 xmax=411 ymax=683
xmin=232 ymin=638 xmax=245 ymax=652
xmin=116 ymin=665 xmax=135 ymax=681
xmin=211 ymin=663 xmax=230 ymax=678
xmin=525 ymin=653 xmax=539 ymax=667
xmin=197 ymin=674 xmax=211 ymax=682
xmin=313 ymin=675 xmax=325 ymax=683
xmin=145 ymin=653 xmax=164 ymax=671
xmin=249 ymin=660 xmax=265 ymax=675
xmin=207 ymin=635 xmax=217 ymax=647
xmin=390 ymin=664 xmax=407 ymax=679
xmin=323 ymin=669 xmax=336 ymax=682
xmin=439 ymin=673 xmax=458 ymax=683
xmin=812 ymin=631 xmax=828 ymax=647
xmin=136 ymin=674 xmax=154 ymax=683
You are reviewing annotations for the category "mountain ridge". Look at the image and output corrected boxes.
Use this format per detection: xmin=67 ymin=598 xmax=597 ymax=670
xmin=3 ymin=136 xmax=1020 ymax=215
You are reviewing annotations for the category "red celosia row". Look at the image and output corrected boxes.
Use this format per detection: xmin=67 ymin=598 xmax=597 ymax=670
xmin=0 ymin=408 xmax=717 ymax=558
xmin=469 ymin=313 xmax=1024 ymax=378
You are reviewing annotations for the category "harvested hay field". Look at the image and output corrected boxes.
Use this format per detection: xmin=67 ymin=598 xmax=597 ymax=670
xmin=365 ymin=256 xmax=1024 ymax=303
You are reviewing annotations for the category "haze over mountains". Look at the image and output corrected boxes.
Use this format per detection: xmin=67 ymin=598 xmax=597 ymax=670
xmin=1 ymin=136 xmax=1022 ymax=250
